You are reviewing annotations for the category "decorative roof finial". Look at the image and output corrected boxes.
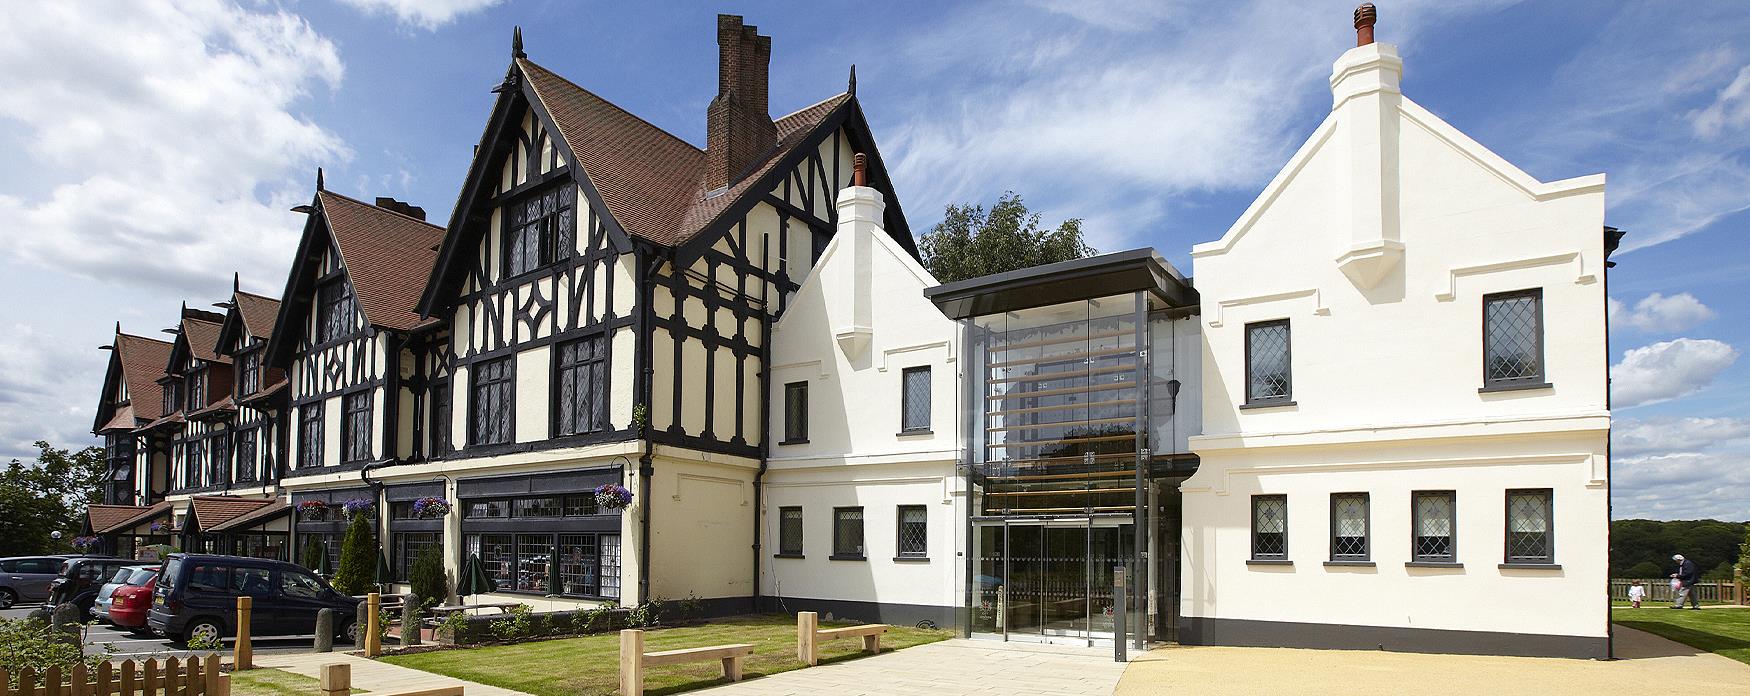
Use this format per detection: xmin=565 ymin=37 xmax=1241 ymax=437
xmin=512 ymin=26 xmax=525 ymax=59
xmin=852 ymin=153 xmax=868 ymax=187
xmin=115 ymin=321 xmax=122 ymax=335
xmin=1354 ymin=3 xmax=1377 ymax=47
xmin=315 ymin=167 xmax=325 ymax=192
xmin=233 ymin=271 xmax=240 ymax=294
xmin=848 ymin=64 xmax=857 ymax=96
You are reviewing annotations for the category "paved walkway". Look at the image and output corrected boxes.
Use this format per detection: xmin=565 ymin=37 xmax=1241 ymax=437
xmin=254 ymin=651 xmax=533 ymax=696
xmin=1115 ymin=625 xmax=1750 ymax=695
xmin=695 ymin=639 xmax=1126 ymax=696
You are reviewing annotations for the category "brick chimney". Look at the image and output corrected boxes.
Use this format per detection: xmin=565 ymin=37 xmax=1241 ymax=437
xmin=705 ymin=15 xmax=777 ymax=191
xmin=374 ymin=197 xmax=426 ymax=221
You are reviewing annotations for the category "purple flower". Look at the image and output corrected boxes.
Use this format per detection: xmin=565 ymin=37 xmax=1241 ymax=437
xmin=411 ymin=497 xmax=451 ymax=519
xmin=594 ymin=483 xmax=633 ymax=511
xmin=342 ymin=498 xmax=375 ymax=517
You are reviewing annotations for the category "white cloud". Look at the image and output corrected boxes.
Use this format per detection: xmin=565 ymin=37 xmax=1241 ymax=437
xmin=1608 ymin=292 xmax=1716 ymax=333
xmin=0 ymin=0 xmax=347 ymax=293
xmin=1613 ymin=416 xmax=1750 ymax=457
xmin=0 ymin=323 xmax=106 ymax=461
xmin=1610 ymin=338 xmax=1739 ymax=408
xmin=336 ymin=0 xmax=502 ymax=30
xmin=1691 ymin=64 xmax=1750 ymax=138
xmin=1612 ymin=451 xmax=1750 ymax=521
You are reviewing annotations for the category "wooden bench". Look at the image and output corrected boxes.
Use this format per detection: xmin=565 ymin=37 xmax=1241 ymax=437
xmin=618 ymin=629 xmax=753 ymax=696
xmin=428 ymin=602 xmax=521 ymax=617
xmin=796 ymin=611 xmax=888 ymax=666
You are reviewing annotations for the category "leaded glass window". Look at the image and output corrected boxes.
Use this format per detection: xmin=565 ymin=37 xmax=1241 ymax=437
xmin=429 ymin=380 xmax=451 ymax=455
xmin=778 ymin=507 xmax=803 ymax=555
xmin=832 ymin=507 xmax=864 ymax=559
xmin=240 ymin=351 xmax=261 ymax=396
xmin=341 ymin=391 xmax=371 ymax=463
xmin=235 ymin=429 xmax=257 ymax=483
xmin=514 ymin=497 xmax=561 ymax=518
xmin=468 ymin=533 xmax=515 ymax=589
xmin=783 ymin=381 xmax=808 ymax=443
xmin=503 ymin=186 xmax=575 ymax=278
xmin=1331 ymin=493 xmax=1369 ymax=561
xmin=554 ymin=336 xmax=607 ymax=437
xmin=1484 ymin=290 xmax=1543 ymax=387
xmin=208 ymin=434 xmax=229 ymax=486
xmin=1505 ymin=489 xmax=1553 ymax=564
xmin=558 ymin=534 xmax=601 ymax=596
xmin=1413 ymin=491 xmax=1457 ymax=562
xmin=464 ymin=500 xmax=507 ymax=518
xmin=1251 ymin=495 xmax=1287 ymax=559
xmin=515 ymin=534 xmax=550 ymax=593
xmin=900 ymin=367 xmax=931 ymax=433
xmin=470 ymin=357 xmax=514 ymax=446
xmin=317 ymin=279 xmax=354 ymax=344
xmin=299 ymin=403 xmax=323 ymax=469
xmin=394 ymin=531 xmax=439 ymax=581
xmin=897 ymin=505 xmax=928 ymax=558
xmin=562 ymin=494 xmax=599 ymax=516
xmin=1245 ymin=320 xmax=1291 ymax=404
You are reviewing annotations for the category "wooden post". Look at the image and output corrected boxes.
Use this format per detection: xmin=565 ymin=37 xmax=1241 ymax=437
xmin=68 ymin=665 xmax=86 ymax=696
xmin=319 ymin=664 xmax=350 ymax=696
xmin=619 ymin=629 xmax=645 ymax=696
xmin=366 ymin=592 xmax=382 ymax=657
xmin=43 ymin=667 xmax=60 ymax=696
xmin=234 ymin=595 xmax=253 ymax=670
xmin=796 ymin=612 xmax=819 ymax=666
xmin=94 ymin=662 xmax=111 ymax=696
xmin=204 ymin=655 xmax=222 ymax=696
xmin=16 ymin=668 xmax=34 ymax=696
xmin=163 ymin=658 xmax=179 ymax=696
xmin=142 ymin=659 xmax=158 ymax=696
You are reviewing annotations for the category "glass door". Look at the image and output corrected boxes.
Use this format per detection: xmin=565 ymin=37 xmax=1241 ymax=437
xmin=969 ymin=519 xmax=1130 ymax=644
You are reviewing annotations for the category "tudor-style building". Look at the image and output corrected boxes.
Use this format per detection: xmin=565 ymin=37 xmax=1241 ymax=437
xmin=93 ymin=328 xmax=174 ymax=506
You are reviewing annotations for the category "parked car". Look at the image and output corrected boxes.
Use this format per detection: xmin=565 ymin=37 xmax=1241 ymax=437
xmin=46 ymin=556 xmax=132 ymax=616
xmin=96 ymin=566 xmax=158 ymax=621
xmin=107 ymin=573 xmax=159 ymax=633
xmin=0 ymin=556 xmax=74 ymax=609
xmin=148 ymin=554 xmax=361 ymax=646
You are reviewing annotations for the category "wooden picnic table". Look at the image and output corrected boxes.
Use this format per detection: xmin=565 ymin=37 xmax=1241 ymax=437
xmin=429 ymin=602 xmax=522 ymax=616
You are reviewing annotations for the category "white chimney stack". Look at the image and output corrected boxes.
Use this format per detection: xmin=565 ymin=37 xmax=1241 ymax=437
xmin=833 ymin=154 xmax=882 ymax=359
xmin=1330 ymin=3 xmax=1405 ymax=289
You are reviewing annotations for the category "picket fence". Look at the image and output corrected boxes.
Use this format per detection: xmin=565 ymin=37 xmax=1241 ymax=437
xmin=1610 ymin=578 xmax=1744 ymax=604
xmin=0 ymin=655 xmax=229 ymax=696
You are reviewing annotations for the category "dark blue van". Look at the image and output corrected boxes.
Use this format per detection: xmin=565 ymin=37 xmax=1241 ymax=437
xmin=147 ymin=554 xmax=360 ymax=646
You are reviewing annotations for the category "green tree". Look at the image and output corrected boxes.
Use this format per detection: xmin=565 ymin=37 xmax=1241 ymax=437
xmin=918 ymin=192 xmax=1095 ymax=283
xmin=1624 ymin=561 xmax=1664 ymax=578
xmin=0 ymin=441 xmax=107 ymax=556
xmin=330 ymin=512 xmax=378 ymax=595
xmin=409 ymin=545 xmax=448 ymax=607
xmin=301 ymin=537 xmax=326 ymax=572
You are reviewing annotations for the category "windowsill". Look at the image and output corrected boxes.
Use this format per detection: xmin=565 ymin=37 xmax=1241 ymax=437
xmin=1246 ymin=559 xmax=1293 ymax=566
xmin=896 ymin=430 xmax=933 ymax=437
xmin=1405 ymin=561 xmax=1463 ymax=568
xmin=892 ymin=556 xmax=931 ymax=563
xmin=1498 ymin=562 xmax=1561 ymax=570
xmin=779 ymin=439 xmax=809 ymax=446
xmin=1323 ymin=561 xmax=1375 ymax=567
xmin=1478 ymin=381 xmax=1553 ymax=394
xmin=772 ymin=553 xmax=805 ymax=560
xmin=828 ymin=554 xmax=867 ymax=562
xmin=1239 ymin=400 xmax=1296 ymax=411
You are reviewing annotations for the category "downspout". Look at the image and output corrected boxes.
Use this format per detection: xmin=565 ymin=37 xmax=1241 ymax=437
xmin=1602 ymin=226 xmax=1622 ymax=659
xmin=751 ymin=225 xmax=775 ymax=614
xmin=635 ymin=245 xmax=661 ymax=605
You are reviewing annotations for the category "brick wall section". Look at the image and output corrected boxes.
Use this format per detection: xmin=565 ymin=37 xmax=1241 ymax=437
xmin=705 ymin=15 xmax=776 ymax=191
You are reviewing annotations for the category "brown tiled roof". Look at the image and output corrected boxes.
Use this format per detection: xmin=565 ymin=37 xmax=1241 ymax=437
xmin=234 ymin=291 xmax=281 ymax=341
xmin=182 ymin=316 xmax=228 ymax=365
xmin=134 ymin=413 xmax=185 ymax=433
xmin=89 ymin=502 xmax=172 ymax=534
xmin=187 ymin=395 xmax=236 ymax=421
xmin=318 ymin=190 xmax=445 ymax=331
xmin=239 ymin=376 xmax=287 ymax=406
xmin=519 ymin=58 xmax=850 ymax=248
xmin=115 ymin=333 xmax=173 ymax=421
xmin=189 ymin=496 xmax=274 ymax=532
xmin=206 ymin=500 xmax=289 ymax=533
xmin=98 ymin=405 xmax=136 ymax=434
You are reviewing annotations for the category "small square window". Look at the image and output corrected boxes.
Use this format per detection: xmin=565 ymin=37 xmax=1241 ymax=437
xmin=1251 ymin=495 xmax=1287 ymax=560
xmin=1245 ymin=320 xmax=1291 ymax=405
xmin=1330 ymin=493 xmax=1369 ymax=561
xmin=778 ymin=507 xmax=803 ymax=556
xmin=832 ymin=507 xmax=864 ymax=559
xmin=1483 ymin=289 xmax=1544 ymax=388
xmin=1413 ymin=491 xmax=1457 ymax=562
xmin=897 ymin=505 xmax=928 ymax=558
xmin=783 ymin=381 xmax=808 ymax=443
xmin=1505 ymin=489 xmax=1553 ymax=564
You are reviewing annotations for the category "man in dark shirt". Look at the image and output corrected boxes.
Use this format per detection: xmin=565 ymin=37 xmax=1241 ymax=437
xmin=1669 ymin=554 xmax=1701 ymax=609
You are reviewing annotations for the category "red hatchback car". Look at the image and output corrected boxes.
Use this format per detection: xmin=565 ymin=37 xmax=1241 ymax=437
xmin=107 ymin=575 xmax=157 ymax=633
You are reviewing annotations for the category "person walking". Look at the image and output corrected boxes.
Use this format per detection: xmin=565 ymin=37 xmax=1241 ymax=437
xmin=1669 ymin=554 xmax=1701 ymax=609
xmin=1627 ymin=581 xmax=1646 ymax=609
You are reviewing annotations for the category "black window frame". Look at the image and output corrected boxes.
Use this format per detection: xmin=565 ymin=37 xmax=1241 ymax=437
xmin=1249 ymin=494 xmax=1288 ymax=562
xmin=185 ymin=368 xmax=206 ymax=411
xmin=830 ymin=506 xmax=865 ymax=560
xmin=1481 ymin=288 xmax=1547 ymax=391
xmin=899 ymin=366 xmax=932 ymax=434
xmin=429 ymin=379 xmax=451 ymax=456
xmin=553 ymin=336 xmax=607 ymax=437
xmin=1328 ymin=492 xmax=1370 ymax=563
xmin=392 ymin=530 xmax=441 ymax=582
xmin=298 ymin=402 xmax=324 ymax=469
xmin=1243 ymin=319 xmax=1293 ymax=406
xmin=1411 ymin=490 xmax=1459 ymax=564
xmin=501 ymin=184 xmax=576 ymax=279
xmin=340 ymin=390 xmax=372 ymax=463
xmin=782 ymin=381 xmax=808 ymax=444
xmin=1503 ymin=488 xmax=1555 ymax=565
xmin=235 ymin=428 xmax=258 ymax=483
xmin=776 ymin=506 xmax=803 ymax=557
xmin=469 ymin=356 xmax=516 ymax=447
xmin=207 ymin=433 xmax=230 ymax=487
xmin=462 ymin=530 xmax=619 ymax=600
xmin=316 ymin=278 xmax=355 ymax=344
xmin=239 ymin=350 xmax=261 ymax=397
xmin=896 ymin=505 xmax=928 ymax=559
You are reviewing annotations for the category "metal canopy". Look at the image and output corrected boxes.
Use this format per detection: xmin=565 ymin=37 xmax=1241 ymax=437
xmin=924 ymin=248 xmax=1198 ymax=320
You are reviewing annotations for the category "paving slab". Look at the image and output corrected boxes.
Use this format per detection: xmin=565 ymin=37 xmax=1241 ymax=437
xmin=255 ymin=650 xmax=533 ymax=696
xmin=694 ymin=639 xmax=1126 ymax=696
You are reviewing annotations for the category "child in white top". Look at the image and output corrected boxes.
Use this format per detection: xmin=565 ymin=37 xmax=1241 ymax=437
xmin=1628 ymin=582 xmax=1646 ymax=608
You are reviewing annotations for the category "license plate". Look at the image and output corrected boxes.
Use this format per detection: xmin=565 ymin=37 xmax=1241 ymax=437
xmin=154 ymin=596 xmax=164 ymax=606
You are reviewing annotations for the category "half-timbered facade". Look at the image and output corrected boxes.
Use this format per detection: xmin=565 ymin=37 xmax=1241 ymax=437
xmin=160 ymin=306 xmax=232 ymax=495
xmin=93 ymin=329 xmax=174 ymax=506
xmin=214 ymin=284 xmax=289 ymax=490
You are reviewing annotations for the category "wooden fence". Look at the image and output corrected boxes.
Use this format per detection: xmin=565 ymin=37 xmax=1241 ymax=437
xmin=1 ymin=655 xmax=229 ymax=696
xmin=1610 ymin=578 xmax=1744 ymax=604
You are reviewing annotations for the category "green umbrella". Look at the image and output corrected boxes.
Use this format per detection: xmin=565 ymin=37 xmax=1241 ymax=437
xmin=375 ymin=550 xmax=394 ymax=588
xmin=316 ymin=547 xmax=334 ymax=576
xmin=459 ymin=553 xmax=497 ymax=599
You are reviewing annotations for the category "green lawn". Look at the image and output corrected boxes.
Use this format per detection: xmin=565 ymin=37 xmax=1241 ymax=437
xmin=1613 ymin=607 xmax=1750 ymax=666
xmin=381 ymin=614 xmax=951 ymax=696
xmin=230 ymin=668 xmax=353 ymax=696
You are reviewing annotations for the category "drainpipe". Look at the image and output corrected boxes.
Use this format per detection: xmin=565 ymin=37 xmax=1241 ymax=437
xmin=751 ymin=224 xmax=776 ymax=614
xmin=635 ymin=247 xmax=662 ymax=605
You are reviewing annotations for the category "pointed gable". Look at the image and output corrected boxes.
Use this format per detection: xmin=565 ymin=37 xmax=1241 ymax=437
xmin=94 ymin=332 xmax=174 ymax=432
xmin=235 ymin=291 xmax=281 ymax=341
xmin=318 ymin=190 xmax=445 ymax=331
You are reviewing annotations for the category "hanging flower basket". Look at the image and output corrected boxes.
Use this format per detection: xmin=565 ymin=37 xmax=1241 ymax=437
xmin=149 ymin=520 xmax=177 ymax=533
xmin=71 ymin=536 xmax=102 ymax=551
xmin=411 ymin=496 xmax=452 ymax=519
xmin=595 ymin=483 xmax=634 ymax=512
xmin=341 ymin=499 xmax=376 ymax=519
xmin=298 ymin=501 xmax=330 ymax=521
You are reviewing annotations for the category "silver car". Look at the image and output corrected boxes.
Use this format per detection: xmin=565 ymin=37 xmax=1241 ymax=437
xmin=0 ymin=556 xmax=69 ymax=608
xmin=95 ymin=566 xmax=157 ymax=620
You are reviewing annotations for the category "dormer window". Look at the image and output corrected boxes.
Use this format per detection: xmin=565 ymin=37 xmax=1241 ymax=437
xmin=163 ymin=382 xmax=181 ymax=414
xmin=240 ymin=351 xmax=261 ymax=396
xmin=317 ymin=278 xmax=354 ymax=344
xmin=186 ymin=368 xmax=206 ymax=410
xmin=503 ymin=186 xmax=575 ymax=278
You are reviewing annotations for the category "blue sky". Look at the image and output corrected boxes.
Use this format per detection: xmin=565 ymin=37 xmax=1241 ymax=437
xmin=0 ymin=0 xmax=1745 ymax=520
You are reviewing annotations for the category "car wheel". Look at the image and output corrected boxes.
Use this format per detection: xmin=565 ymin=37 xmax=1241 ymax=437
xmin=183 ymin=619 xmax=224 ymax=647
xmin=338 ymin=619 xmax=359 ymax=644
xmin=0 ymin=589 xmax=16 ymax=610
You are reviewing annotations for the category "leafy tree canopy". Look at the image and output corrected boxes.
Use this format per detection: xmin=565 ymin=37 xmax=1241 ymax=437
xmin=919 ymin=192 xmax=1095 ymax=284
xmin=1610 ymin=518 xmax=1747 ymax=580
xmin=0 ymin=441 xmax=106 ymax=556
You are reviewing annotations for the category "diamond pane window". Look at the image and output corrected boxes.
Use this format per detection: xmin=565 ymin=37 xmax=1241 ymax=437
xmin=897 ymin=505 xmax=928 ymax=558
xmin=1484 ymin=290 xmax=1543 ymax=387
xmin=901 ymin=367 xmax=931 ymax=433
xmin=1505 ymin=489 xmax=1553 ymax=563
xmin=515 ymin=534 xmax=550 ymax=593
xmin=778 ymin=507 xmax=803 ymax=555
xmin=1246 ymin=320 xmax=1291 ymax=404
xmin=1251 ymin=495 xmax=1287 ymax=559
xmin=783 ymin=382 xmax=808 ymax=443
xmin=470 ymin=356 xmax=515 ymax=446
xmin=1331 ymin=493 xmax=1369 ymax=561
xmin=1413 ymin=491 xmax=1457 ymax=562
xmin=832 ymin=507 xmax=865 ymax=559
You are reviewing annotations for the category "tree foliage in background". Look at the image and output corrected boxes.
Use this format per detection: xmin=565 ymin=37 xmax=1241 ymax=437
xmin=1611 ymin=519 xmax=1747 ymax=580
xmin=918 ymin=192 xmax=1096 ymax=283
xmin=331 ymin=512 xmax=378 ymax=595
xmin=0 ymin=442 xmax=107 ymax=556
xmin=410 ymin=545 xmax=447 ymax=608
xmin=301 ymin=537 xmax=326 ymax=572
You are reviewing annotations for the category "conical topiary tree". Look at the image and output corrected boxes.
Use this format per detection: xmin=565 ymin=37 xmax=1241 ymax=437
xmin=331 ymin=511 xmax=378 ymax=595
xmin=410 ymin=545 xmax=448 ymax=608
xmin=302 ymin=537 xmax=326 ymax=572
